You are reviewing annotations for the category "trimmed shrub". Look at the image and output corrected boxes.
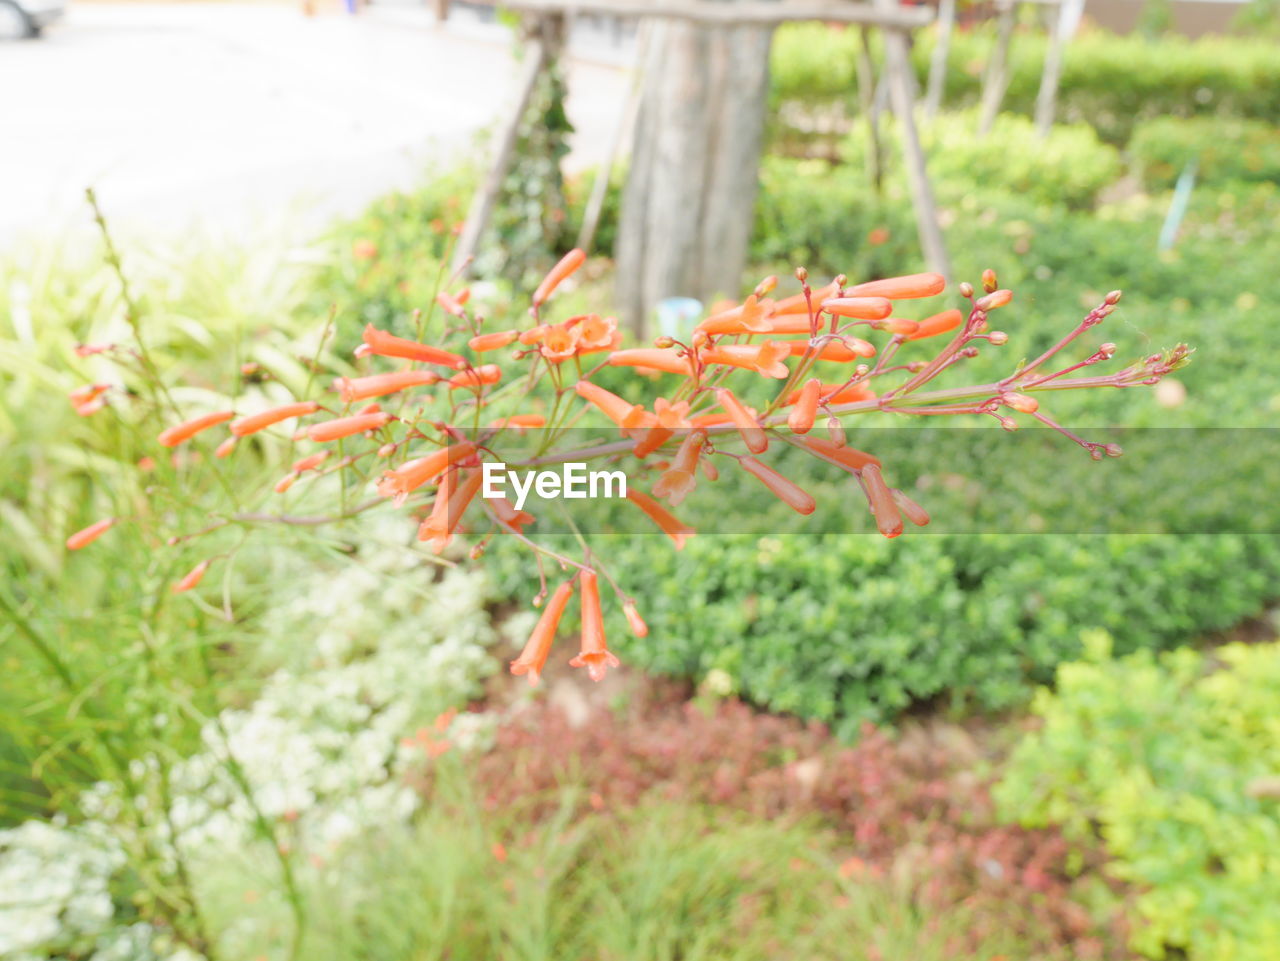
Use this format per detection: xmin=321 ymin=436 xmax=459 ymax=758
xmin=488 ymin=534 xmax=1280 ymax=733
xmin=840 ymin=111 xmax=1122 ymax=209
xmin=997 ymin=636 xmax=1280 ymax=961
xmin=1130 ymin=116 xmax=1280 ymax=189
xmin=770 ymin=25 xmax=1280 ymax=145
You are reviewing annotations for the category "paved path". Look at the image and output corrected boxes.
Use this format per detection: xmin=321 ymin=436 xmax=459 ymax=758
xmin=1 ymin=2 xmax=631 ymax=249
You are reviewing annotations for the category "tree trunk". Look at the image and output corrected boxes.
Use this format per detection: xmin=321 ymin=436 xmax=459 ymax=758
xmin=615 ymin=6 xmax=774 ymax=336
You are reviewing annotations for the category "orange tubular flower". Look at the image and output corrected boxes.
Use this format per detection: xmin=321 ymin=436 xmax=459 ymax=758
xmin=819 ymin=297 xmax=894 ymax=321
xmin=795 ymin=436 xmax=882 ymax=473
xmin=575 ymin=314 xmax=619 ymax=350
xmin=334 ymin=370 xmax=437 ymax=403
xmin=623 ymin=601 xmax=649 ymax=638
xmin=215 ymin=437 xmax=237 ymax=459
xmin=877 ymin=318 xmax=921 ymax=336
xmin=716 ymin=388 xmax=768 ymax=454
xmin=783 ymin=382 xmax=876 ymax=406
xmin=420 ymin=469 xmax=483 ymax=553
xmin=607 ymin=348 xmax=696 ymax=377
xmin=447 ymin=365 xmax=502 ymax=390
xmin=689 ymin=412 xmax=734 ymax=428
xmin=231 ymin=401 xmax=321 ymax=437
xmin=362 ymin=324 xmax=467 ymax=369
xmin=307 ymin=411 xmax=393 ymax=442
xmin=570 ymin=570 xmax=620 ymax=682
xmin=417 ymin=468 xmax=457 ymax=546
xmin=892 ymin=489 xmax=931 ymax=527
xmin=788 ymin=379 xmax=821 ymax=434
xmin=468 ymin=330 xmax=518 ymax=352
xmin=488 ymin=414 xmax=547 ymax=429
xmin=697 ymin=294 xmax=775 ymax=335
xmin=376 ymin=441 xmax=477 ymax=504
xmin=574 ymin=381 xmax=649 ymax=434
xmin=906 ymin=309 xmax=965 ymax=341
xmin=157 ymin=410 xmax=236 ymax=448
xmin=532 ymin=248 xmax=587 ymax=307
xmin=627 ymin=489 xmax=694 ymax=549
xmin=861 ymin=463 xmax=903 ymax=538
xmin=539 ymin=324 xmax=581 ymax=363
xmin=489 ymin=494 xmax=535 ymax=532
xmin=701 ymin=342 xmax=790 ymax=379
xmin=845 ymin=272 xmax=946 ymax=300
xmin=518 ymin=325 xmax=548 ymax=346
xmin=69 ymin=384 xmax=110 ymax=407
xmin=436 ymin=291 xmax=467 ymax=317
xmin=172 ymin=560 xmax=211 ymax=594
xmin=274 ymin=473 xmax=297 ymax=494
xmin=739 ymin=456 xmax=816 ymax=515
xmin=510 ymin=580 xmax=575 ymax=684
xmin=653 ymin=429 xmax=705 ymax=506
xmin=291 ymin=451 xmax=331 ymax=473
xmin=66 ymin=517 xmax=116 ymax=551
xmin=773 ymin=280 xmax=840 ymax=315
xmin=784 ymin=339 xmax=876 ymax=362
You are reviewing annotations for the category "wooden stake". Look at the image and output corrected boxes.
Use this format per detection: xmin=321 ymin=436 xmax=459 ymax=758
xmin=452 ymin=34 xmax=550 ymax=276
xmin=880 ymin=20 xmax=951 ymax=280
xmin=924 ymin=0 xmax=955 ymax=119
xmin=978 ymin=0 xmax=1017 ymax=136
xmin=575 ymin=23 xmax=650 ymax=253
xmin=855 ymin=26 xmax=883 ymax=193
xmin=1035 ymin=0 xmax=1071 ymax=136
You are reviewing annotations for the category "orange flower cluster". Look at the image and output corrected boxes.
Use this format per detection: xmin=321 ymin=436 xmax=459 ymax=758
xmin=66 ymin=247 xmax=1189 ymax=685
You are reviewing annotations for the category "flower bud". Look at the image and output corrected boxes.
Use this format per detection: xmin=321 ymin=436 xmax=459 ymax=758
xmin=988 ymin=331 xmax=1008 ymax=345
xmin=1002 ymin=392 xmax=1039 ymax=413
xmin=1105 ymin=290 xmax=1123 ymax=305
xmin=998 ymin=416 xmax=1018 ymax=432
xmin=976 ymin=289 xmax=1013 ymax=311
xmin=1098 ymin=342 xmax=1117 ymax=359
xmin=982 ymin=269 xmax=998 ymax=293
xmin=654 ymin=336 xmax=676 ymax=349
xmin=827 ymin=416 xmax=845 ymax=447
xmin=1104 ymin=443 xmax=1123 ymax=458
xmin=755 ymin=275 xmax=778 ymax=296
xmin=794 ymin=266 xmax=808 ymax=283
xmin=377 ymin=443 xmax=396 ymax=458
xmin=958 ymin=282 xmax=974 ymax=299
xmin=691 ymin=331 xmax=710 ymax=350
xmin=834 ymin=274 xmax=847 ymax=288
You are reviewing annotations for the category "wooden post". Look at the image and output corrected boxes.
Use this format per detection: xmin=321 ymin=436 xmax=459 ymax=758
xmin=854 ymin=25 xmax=883 ymax=193
xmin=924 ymin=0 xmax=955 ymax=119
xmin=614 ymin=4 xmax=776 ymax=336
xmin=452 ymin=23 xmax=553 ymax=276
xmin=1035 ymin=0 xmax=1074 ymax=136
xmin=576 ymin=23 xmax=650 ymax=253
xmin=878 ymin=9 xmax=951 ymax=280
xmin=978 ymin=0 xmax=1017 ymax=136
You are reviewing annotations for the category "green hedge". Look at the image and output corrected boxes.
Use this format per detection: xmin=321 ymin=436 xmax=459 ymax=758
xmin=771 ymin=24 xmax=1280 ymax=144
xmin=840 ymin=111 xmax=1122 ymax=209
xmin=1130 ymin=116 xmax=1280 ymax=189
xmin=997 ymin=636 xmax=1280 ymax=960
xmin=490 ymin=534 xmax=1280 ymax=735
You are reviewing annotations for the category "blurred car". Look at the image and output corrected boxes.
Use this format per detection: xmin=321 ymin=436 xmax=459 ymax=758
xmin=0 ymin=0 xmax=64 ymax=39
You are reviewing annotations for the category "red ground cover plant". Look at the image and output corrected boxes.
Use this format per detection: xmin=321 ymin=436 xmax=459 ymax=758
xmin=68 ymin=237 xmax=1189 ymax=687
xmin=465 ymin=682 xmax=1134 ymax=960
